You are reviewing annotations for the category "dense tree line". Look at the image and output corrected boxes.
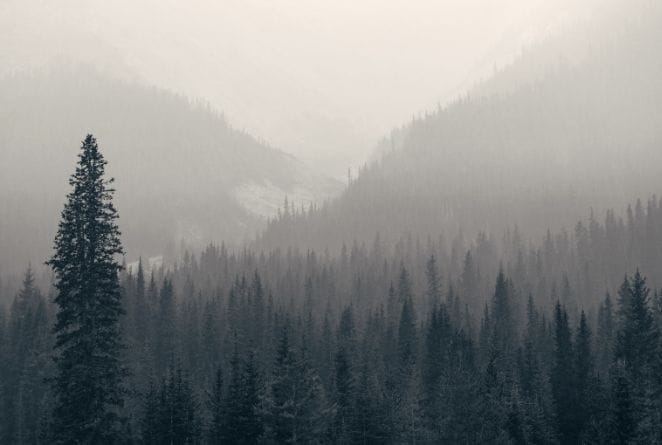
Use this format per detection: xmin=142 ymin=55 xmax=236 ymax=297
xmin=3 ymin=251 xmax=662 ymax=443
xmin=3 ymin=204 xmax=662 ymax=442
xmin=2 ymin=136 xmax=662 ymax=443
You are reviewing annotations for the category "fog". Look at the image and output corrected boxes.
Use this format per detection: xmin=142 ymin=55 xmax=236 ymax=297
xmin=2 ymin=0 xmax=607 ymax=175
xmin=1 ymin=0 xmax=659 ymax=273
xmin=4 ymin=1 xmax=662 ymax=443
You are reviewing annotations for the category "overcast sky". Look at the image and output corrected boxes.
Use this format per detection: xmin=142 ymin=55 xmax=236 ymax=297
xmin=1 ymin=0 xmax=604 ymax=175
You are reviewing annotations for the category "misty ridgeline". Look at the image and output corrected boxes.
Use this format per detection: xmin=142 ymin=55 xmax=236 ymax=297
xmin=3 ymin=1 xmax=662 ymax=444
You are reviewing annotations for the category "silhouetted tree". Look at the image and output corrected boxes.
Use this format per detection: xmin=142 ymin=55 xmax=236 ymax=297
xmin=47 ymin=135 xmax=126 ymax=443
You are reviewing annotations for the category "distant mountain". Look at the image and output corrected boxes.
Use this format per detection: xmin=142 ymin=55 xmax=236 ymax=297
xmin=257 ymin=2 xmax=662 ymax=251
xmin=1 ymin=0 xmax=608 ymax=177
xmin=0 ymin=67 xmax=341 ymax=273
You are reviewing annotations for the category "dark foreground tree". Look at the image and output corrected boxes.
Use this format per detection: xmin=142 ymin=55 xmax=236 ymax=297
xmin=47 ymin=134 xmax=126 ymax=443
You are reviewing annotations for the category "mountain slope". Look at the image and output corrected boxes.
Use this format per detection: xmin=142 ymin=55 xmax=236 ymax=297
xmin=0 ymin=67 xmax=340 ymax=273
xmin=257 ymin=2 xmax=662 ymax=251
xmin=1 ymin=0 xmax=610 ymax=177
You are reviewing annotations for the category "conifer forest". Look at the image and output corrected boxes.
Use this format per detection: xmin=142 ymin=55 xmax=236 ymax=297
xmin=2 ymin=1 xmax=662 ymax=444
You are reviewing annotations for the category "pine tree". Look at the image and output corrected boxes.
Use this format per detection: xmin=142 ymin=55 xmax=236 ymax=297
xmin=551 ymin=302 xmax=575 ymax=443
xmin=596 ymin=293 xmax=615 ymax=376
xmin=140 ymin=381 xmax=162 ymax=444
xmin=397 ymin=295 xmax=417 ymax=376
xmin=3 ymin=267 xmax=36 ymax=442
xmin=350 ymin=363 xmax=388 ymax=444
xmin=489 ymin=269 xmax=516 ymax=373
xmin=207 ymin=367 xmax=223 ymax=443
xmin=250 ymin=271 xmax=265 ymax=347
xmin=337 ymin=305 xmax=355 ymax=353
xmin=141 ymin=366 xmax=199 ymax=444
xmin=47 ymin=135 xmax=126 ymax=443
xmin=397 ymin=264 xmax=414 ymax=304
xmin=649 ymin=290 xmax=662 ymax=443
xmin=133 ymin=258 xmax=148 ymax=346
xmin=422 ymin=306 xmax=443 ymax=412
xmin=261 ymin=327 xmax=329 ymax=443
xmin=334 ymin=344 xmax=354 ymax=442
xmin=201 ymin=299 xmax=222 ymax=378
xmin=425 ymin=255 xmax=442 ymax=310
xmin=615 ymin=271 xmax=658 ymax=376
xmin=240 ymin=350 xmax=262 ymax=443
xmin=262 ymin=326 xmax=297 ymax=443
xmin=610 ymin=364 xmax=635 ymax=445
xmin=155 ymin=278 xmax=177 ymax=373
xmin=421 ymin=304 xmax=452 ymax=439
xmin=222 ymin=343 xmax=262 ymax=443
xmin=165 ymin=367 xmax=200 ymax=444
xmin=574 ymin=310 xmax=595 ymax=441
xmin=517 ymin=296 xmax=540 ymax=399
xmin=318 ymin=311 xmax=335 ymax=387
xmin=461 ymin=251 xmax=479 ymax=309
xmin=614 ymin=271 xmax=659 ymax=439
xmin=3 ymin=266 xmax=51 ymax=444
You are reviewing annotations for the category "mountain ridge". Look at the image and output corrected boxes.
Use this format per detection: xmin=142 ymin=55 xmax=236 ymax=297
xmin=257 ymin=2 xmax=662 ymax=252
xmin=0 ymin=65 xmax=341 ymax=274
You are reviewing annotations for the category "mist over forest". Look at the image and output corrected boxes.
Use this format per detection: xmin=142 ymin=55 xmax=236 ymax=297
xmin=2 ymin=1 xmax=662 ymax=444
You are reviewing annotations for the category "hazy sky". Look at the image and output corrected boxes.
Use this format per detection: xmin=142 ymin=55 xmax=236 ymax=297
xmin=1 ymin=0 xmax=602 ymax=176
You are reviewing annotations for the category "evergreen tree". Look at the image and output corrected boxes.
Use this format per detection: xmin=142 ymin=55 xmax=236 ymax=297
xmin=165 ymin=368 xmax=200 ymax=444
xmin=488 ymin=269 xmax=516 ymax=374
xmin=461 ymin=251 xmax=479 ymax=309
xmin=397 ymin=264 xmax=414 ymax=303
xmin=141 ymin=381 xmax=162 ymax=444
xmin=337 ymin=305 xmax=355 ymax=353
xmin=155 ymin=278 xmax=177 ymax=373
xmin=425 ymin=255 xmax=442 ymax=310
xmin=350 ymin=363 xmax=388 ymax=444
xmin=2 ymin=266 xmax=51 ymax=444
xmin=133 ymin=258 xmax=148 ymax=346
xmin=141 ymin=366 xmax=199 ymax=444
xmin=222 ymin=344 xmax=262 ymax=443
xmin=3 ymin=267 xmax=36 ymax=442
xmin=596 ymin=293 xmax=615 ymax=376
xmin=397 ymin=295 xmax=417 ymax=377
xmin=47 ymin=135 xmax=126 ymax=443
xmin=250 ymin=271 xmax=266 ymax=347
xmin=207 ymin=367 xmax=223 ymax=443
xmin=421 ymin=304 xmax=453 ymax=439
xmin=421 ymin=305 xmax=444 ymax=410
xmin=615 ymin=271 xmax=658 ymax=376
xmin=614 ymin=271 xmax=659 ymax=439
xmin=201 ymin=299 xmax=222 ymax=378
xmin=551 ymin=302 xmax=576 ymax=443
xmin=610 ymin=365 xmax=635 ymax=445
xmin=261 ymin=327 xmax=329 ymax=443
xmin=333 ymin=344 xmax=354 ymax=442
xmin=574 ymin=310 xmax=595 ymax=441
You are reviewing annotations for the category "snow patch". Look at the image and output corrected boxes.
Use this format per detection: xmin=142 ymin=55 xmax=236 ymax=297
xmin=126 ymin=255 xmax=163 ymax=275
xmin=234 ymin=181 xmax=323 ymax=218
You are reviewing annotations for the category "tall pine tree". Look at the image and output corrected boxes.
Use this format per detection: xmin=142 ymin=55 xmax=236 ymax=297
xmin=47 ymin=135 xmax=126 ymax=443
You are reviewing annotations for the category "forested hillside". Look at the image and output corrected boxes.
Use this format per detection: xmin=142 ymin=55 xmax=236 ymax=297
xmin=258 ymin=2 xmax=662 ymax=251
xmin=3 ymin=192 xmax=662 ymax=443
xmin=0 ymin=67 xmax=340 ymax=274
